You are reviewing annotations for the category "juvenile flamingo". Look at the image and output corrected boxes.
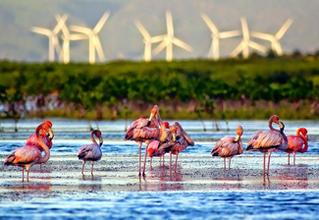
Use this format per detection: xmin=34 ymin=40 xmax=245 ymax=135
xmin=77 ymin=129 xmax=103 ymax=175
xmin=246 ymin=115 xmax=287 ymax=176
xmin=286 ymin=128 xmax=308 ymax=165
xmin=211 ymin=125 xmax=244 ymax=170
xmin=142 ymin=121 xmax=174 ymax=174
xmin=125 ymin=105 xmax=162 ymax=176
xmin=4 ymin=124 xmax=51 ymax=182
xmin=169 ymin=122 xmax=194 ymax=170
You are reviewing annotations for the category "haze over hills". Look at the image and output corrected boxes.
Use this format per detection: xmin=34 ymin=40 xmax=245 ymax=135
xmin=0 ymin=0 xmax=319 ymax=62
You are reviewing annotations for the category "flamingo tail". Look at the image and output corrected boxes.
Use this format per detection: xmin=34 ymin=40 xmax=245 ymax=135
xmin=4 ymin=154 xmax=16 ymax=166
xmin=211 ymin=148 xmax=219 ymax=156
xmin=246 ymin=145 xmax=254 ymax=151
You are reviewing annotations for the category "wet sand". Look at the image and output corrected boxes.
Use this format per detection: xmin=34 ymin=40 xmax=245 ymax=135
xmin=1 ymin=154 xmax=319 ymax=199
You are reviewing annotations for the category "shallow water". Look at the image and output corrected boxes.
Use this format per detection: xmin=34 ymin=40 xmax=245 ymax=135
xmin=0 ymin=119 xmax=319 ymax=219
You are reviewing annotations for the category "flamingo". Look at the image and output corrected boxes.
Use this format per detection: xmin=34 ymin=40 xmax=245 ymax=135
xmin=211 ymin=125 xmax=244 ymax=170
xmin=77 ymin=129 xmax=103 ymax=175
xmin=125 ymin=105 xmax=162 ymax=176
xmin=246 ymin=115 xmax=288 ymax=176
xmin=142 ymin=121 xmax=175 ymax=174
xmin=4 ymin=123 xmax=51 ymax=182
xmin=286 ymin=128 xmax=308 ymax=165
xmin=169 ymin=122 xmax=194 ymax=170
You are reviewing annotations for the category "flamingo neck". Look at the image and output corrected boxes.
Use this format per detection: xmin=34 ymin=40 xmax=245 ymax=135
xmin=269 ymin=119 xmax=279 ymax=132
xmin=35 ymin=127 xmax=50 ymax=163
xmin=91 ymin=133 xmax=98 ymax=145
xmin=300 ymin=132 xmax=308 ymax=153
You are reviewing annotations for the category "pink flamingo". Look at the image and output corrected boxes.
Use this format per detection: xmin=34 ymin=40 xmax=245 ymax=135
xmin=286 ymin=128 xmax=308 ymax=165
xmin=211 ymin=125 xmax=244 ymax=170
xmin=77 ymin=129 xmax=103 ymax=175
xmin=125 ymin=105 xmax=162 ymax=176
xmin=4 ymin=124 xmax=51 ymax=182
xmin=142 ymin=121 xmax=174 ymax=174
xmin=169 ymin=122 xmax=194 ymax=170
xmin=247 ymin=115 xmax=287 ymax=176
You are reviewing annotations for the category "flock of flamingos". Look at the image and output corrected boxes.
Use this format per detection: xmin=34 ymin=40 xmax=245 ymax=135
xmin=3 ymin=105 xmax=308 ymax=182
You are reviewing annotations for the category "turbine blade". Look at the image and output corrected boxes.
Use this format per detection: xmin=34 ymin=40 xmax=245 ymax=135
xmin=166 ymin=11 xmax=174 ymax=36
xmin=135 ymin=20 xmax=151 ymax=40
xmin=94 ymin=12 xmax=110 ymax=33
xmin=70 ymin=26 xmax=92 ymax=35
xmin=172 ymin=38 xmax=192 ymax=52
xmin=230 ymin=42 xmax=245 ymax=57
xmin=31 ymin=27 xmax=52 ymax=36
xmin=249 ymin=41 xmax=267 ymax=53
xmin=153 ymin=40 xmax=167 ymax=55
xmin=69 ymin=34 xmax=88 ymax=40
xmin=219 ymin=31 xmax=240 ymax=39
xmin=54 ymin=14 xmax=68 ymax=34
xmin=251 ymin=32 xmax=274 ymax=41
xmin=201 ymin=14 xmax=219 ymax=34
xmin=240 ymin=17 xmax=249 ymax=40
xmin=150 ymin=35 xmax=165 ymax=43
xmin=275 ymin=19 xmax=293 ymax=39
xmin=93 ymin=37 xmax=105 ymax=60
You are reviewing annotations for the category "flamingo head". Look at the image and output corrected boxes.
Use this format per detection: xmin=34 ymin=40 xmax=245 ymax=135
xmin=170 ymin=125 xmax=177 ymax=141
xmin=279 ymin=121 xmax=285 ymax=133
xmin=92 ymin=129 xmax=103 ymax=147
xmin=270 ymin=115 xmax=280 ymax=124
xmin=234 ymin=125 xmax=243 ymax=142
xmin=36 ymin=120 xmax=54 ymax=140
xmin=163 ymin=121 xmax=169 ymax=129
xmin=298 ymin=128 xmax=308 ymax=140
xmin=148 ymin=105 xmax=159 ymax=122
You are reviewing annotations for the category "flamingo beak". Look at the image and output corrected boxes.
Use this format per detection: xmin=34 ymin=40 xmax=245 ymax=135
xmin=172 ymin=133 xmax=176 ymax=142
xmin=47 ymin=129 xmax=54 ymax=140
xmin=99 ymin=137 xmax=103 ymax=147
xmin=234 ymin=135 xmax=240 ymax=142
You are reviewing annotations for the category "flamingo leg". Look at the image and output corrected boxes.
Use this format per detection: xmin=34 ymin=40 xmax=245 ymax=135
xmin=293 ymin=152 xmax=296 ymax=165
xmin=91 ymin=161 xmax=94 ymax=175
xmin=224 ymin=157 xmax=226 ymax=170
xmin=267 ymin=151 xmax=272 ymax=175
xmin=22 ymin=168 xmax=25 ymax=182
xmin=81 ymin=160 xmax=86 ymax=175
xmin=228 ymin=157 xmax=232 ymax=170
xmin=263 ymin=152 xmax=266 ymax=177
xmin=159 ymin=156 xmax=162 ymax=166
xmin=169 ymin=152 xmax=172 ymax=170
xmin=288 ymin=153 xmax=290 ymax=165
xmin=138 ymin=142 xmax=142 ymax=176
xmin=142 ymin=144 xmax=148 ymax=176
xmin=175 ymin=153 xmax=179 ymax=167
xmin=26 ymin=166 xmax=30 ymax=182
xmin=150 ymin=157 xmax=153 ymax=170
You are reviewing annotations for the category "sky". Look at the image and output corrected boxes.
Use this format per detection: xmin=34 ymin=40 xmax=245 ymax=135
xmin=0 ymin=0 xmax=318 ymax=62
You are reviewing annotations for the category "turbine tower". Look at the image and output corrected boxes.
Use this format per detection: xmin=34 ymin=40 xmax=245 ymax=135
xmin=135 ymin=20 xmax=163 ymax=62
xmin=153 ymin=11 xmax=192 ymax=62
xmin=201 ymin=14 xmax=240 ymax=60
xmin=56 ymin=14 xmax=87 ymax=64
xmin=71 ymin=12 xmax=109 ymax=64
xmin=31 ymin=16 xmax=66 ymax=62
xmin=230 ymin=18 xmax=267 ymax=59
xmin=251 ymin=19 xmax=293 ymax=56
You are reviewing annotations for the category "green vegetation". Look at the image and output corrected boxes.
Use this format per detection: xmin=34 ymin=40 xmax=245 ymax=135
xmin=0 ymin=56 xmax=319 ymax=119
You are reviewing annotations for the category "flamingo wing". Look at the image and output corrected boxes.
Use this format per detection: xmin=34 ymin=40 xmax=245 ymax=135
xmin=247 ymin=130 xmax=285 ymax=150
xmin=174 ymin=122 xmax=194 ymax=146
xmin=287 ymin=136 xmax=304 ymax=152
xmin=4 ymin=145 xmax=41 ymax=165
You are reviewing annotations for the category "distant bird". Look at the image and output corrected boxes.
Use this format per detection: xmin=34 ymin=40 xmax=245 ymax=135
xmin=286 ymin=128 xmax=308 ymax=165
xmin=169 ymin=122 xmax=194 ymax=170
xmin=77 ymin=129 xmax=103 ymax=175
xmin=211 ymin=125 xmax=244 ymax=170
xmin=142 ymin=121 xmax=174 ymax=174
xmin=247 ymin=115 xmax=287 ymax=176
xmin=125 ymin=105 xmax=162 ymax=176
xmin=4 ymin=124 xmax=51 ymax=182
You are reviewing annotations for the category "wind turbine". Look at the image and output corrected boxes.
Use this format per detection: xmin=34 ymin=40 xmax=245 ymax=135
xmin=56 ymin=14 xmax=87 ymax=64
xmin=230 ymin=18 xmax=267 ymax=59
xmin=251 ymin=19 xmax=293 ymax=56
xmin=135 ymin=20 xmax=163 ymax=62
xmin=32 ymin=16 xmax=66 ymax=62
xmin=153 ymin=11 xmax=192 ymax=62
xmin=201 ymin=14 xmax=240 ymax=60
xmin=71 ymin=12 xmax=109 ymax=64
